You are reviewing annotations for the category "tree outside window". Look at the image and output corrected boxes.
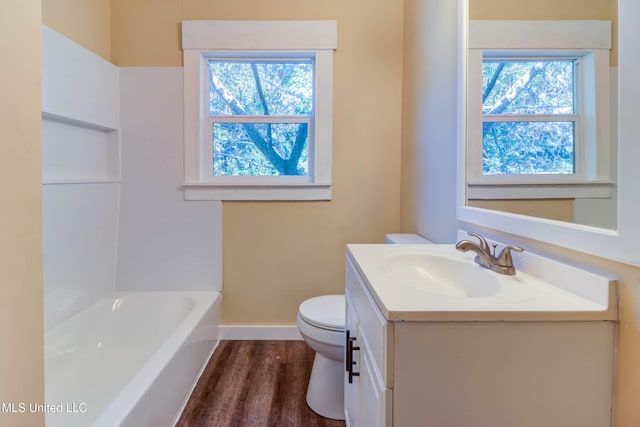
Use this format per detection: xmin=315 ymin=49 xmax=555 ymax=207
xmin=208 ymin=60 xmax=314 ymax=177
xmin=481 ymin=58 xmax=578 ymax=175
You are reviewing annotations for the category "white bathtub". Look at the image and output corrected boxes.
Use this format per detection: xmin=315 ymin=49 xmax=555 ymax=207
xmin=44 ymin=291 xmax=221 ymax=427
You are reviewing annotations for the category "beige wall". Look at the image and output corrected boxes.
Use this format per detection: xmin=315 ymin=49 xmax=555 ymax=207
xmin=471 ymin=0 xmax=609 ymax=19
xmin=470 ymin=0 xmax=618 ymax=66
xmin=111 ymin=0 xmax=404 ymax=324
xmin=468 ymin=199 xmax=574 ymax=222
xmin=42 ymin=0 xmax=111 ymax=61
xmin=0 ymin=1 xmax=44 ymax=425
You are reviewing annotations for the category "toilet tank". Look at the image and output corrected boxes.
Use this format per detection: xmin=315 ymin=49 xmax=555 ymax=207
xmin=385 ymin=233 xmax=434 ymax=244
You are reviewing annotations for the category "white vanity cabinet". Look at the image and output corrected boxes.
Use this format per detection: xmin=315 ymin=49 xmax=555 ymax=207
xmin=344 ymin=248 xmax=617 ymax=427
xmin=344 ymin=255 xmax=393 ymax=427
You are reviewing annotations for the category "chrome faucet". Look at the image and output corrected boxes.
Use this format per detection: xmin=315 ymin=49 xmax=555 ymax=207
xmin=455 ymin=231 xmax=524 ymax=275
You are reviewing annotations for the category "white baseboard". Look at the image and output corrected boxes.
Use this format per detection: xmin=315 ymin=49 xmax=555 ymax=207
xmin=220 ymin=325 xmax=302 ymax=340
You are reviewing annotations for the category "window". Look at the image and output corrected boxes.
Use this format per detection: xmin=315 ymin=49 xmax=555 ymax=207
xmin=467 ymin=20 xmax=612 ymax=199
xmin=182 ymin=21 xmax=337 ymax=200
xmin=209 ymin=58 xmax=313 ymax=177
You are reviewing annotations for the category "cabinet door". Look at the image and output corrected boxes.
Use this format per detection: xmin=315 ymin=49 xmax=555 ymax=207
xmin=345 ymin=254 xmax=393 ymax=387
xmin=358 ymin=340 xmax=392 ymax=427
xmin=344 ymin=291 xmax=360 ymax=427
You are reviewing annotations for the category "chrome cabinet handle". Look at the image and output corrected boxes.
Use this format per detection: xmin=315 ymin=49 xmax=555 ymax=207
xmin=345 ymin=329 xmax=360 ymax=383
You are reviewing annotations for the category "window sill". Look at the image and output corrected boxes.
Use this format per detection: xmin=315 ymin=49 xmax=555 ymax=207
xmin=467 ymin=182 xmax=613 ymax=200
xmin=183 ymin=183 xmax=331 ymax=201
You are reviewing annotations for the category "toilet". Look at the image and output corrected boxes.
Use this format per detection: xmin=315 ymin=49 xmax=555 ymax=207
xmin=297 ymin=233 xmax=433 ymax=420
xmin=297 ymin=294 xmax=346 ymax=419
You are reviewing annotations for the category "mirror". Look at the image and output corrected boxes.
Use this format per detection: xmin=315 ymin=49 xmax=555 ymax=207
xmin=457 ymin=0 xmax=640 ymax=266
xmin=464 ymin=0 xmax=617 ymax=229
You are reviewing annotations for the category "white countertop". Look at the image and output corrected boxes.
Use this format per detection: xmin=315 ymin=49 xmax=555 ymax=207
xmin=346 ymin=244 xmax=618 ymax=322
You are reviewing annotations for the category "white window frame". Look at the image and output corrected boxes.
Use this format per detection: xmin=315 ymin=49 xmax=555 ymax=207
xmin=182 ymin=20 xmax=337 ymax=201
xmin=467 ymin=20 xmax=612 ymax=200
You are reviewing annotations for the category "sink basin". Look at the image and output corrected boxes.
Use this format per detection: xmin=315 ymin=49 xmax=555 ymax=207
xmin=383 ymin=253 xmax=500 ymax=298
xmin=346 ymin=242 xmax=617 ymax=321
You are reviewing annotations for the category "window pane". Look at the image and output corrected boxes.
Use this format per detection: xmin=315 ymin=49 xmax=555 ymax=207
xmin=482 ymin=59 xmax=575 ymax=115
xmin=209 ymin=60 xmax=313 ymax=116
xmin=482 ymin=121 xmax=575 ymax=175
xmin=213 ymin=122 xmax=308 ymax=176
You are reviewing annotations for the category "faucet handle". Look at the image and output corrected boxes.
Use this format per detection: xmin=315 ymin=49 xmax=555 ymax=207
xmin=466 ymin=231 xmax=490 ymax=252
xmin=496 ymin=245 xmax=524 ymax=267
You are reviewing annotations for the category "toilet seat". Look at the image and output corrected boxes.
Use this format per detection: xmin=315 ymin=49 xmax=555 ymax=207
xmin=298 ymin=295 xmax=345 ymax=332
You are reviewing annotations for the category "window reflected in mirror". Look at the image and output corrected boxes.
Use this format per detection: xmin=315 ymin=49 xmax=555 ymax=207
xmin=465 ymin=1 xmax=616 ymax=229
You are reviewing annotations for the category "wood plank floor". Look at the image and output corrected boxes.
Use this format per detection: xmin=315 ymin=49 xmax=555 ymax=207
xmin=177 ymin=340 xmax=347 ymax=427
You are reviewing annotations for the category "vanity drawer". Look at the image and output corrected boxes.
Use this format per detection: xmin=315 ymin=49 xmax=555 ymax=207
xmin=346 ymin=254 xmax=393 ymax=388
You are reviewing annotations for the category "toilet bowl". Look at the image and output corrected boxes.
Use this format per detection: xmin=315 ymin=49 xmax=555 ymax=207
xmin=297 ymin=294 xmax=346 ymax=420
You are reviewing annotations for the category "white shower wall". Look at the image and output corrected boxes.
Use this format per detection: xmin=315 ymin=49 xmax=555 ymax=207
xmin=41 ymin=26 xmax=121 ymax=330
xmin=116 ymin=67 xmax=222 ymax=292
xmin=42 ymin=183 xmax=120 ymax=330
xmin=42 ymin=27 xmax=222 ymax=330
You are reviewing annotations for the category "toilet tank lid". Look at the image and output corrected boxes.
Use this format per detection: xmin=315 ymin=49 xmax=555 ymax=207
xmin=299 ymin=295 xmax=345 ymax=330
xmin=385 ymin=233 xmax=434 ymax=244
